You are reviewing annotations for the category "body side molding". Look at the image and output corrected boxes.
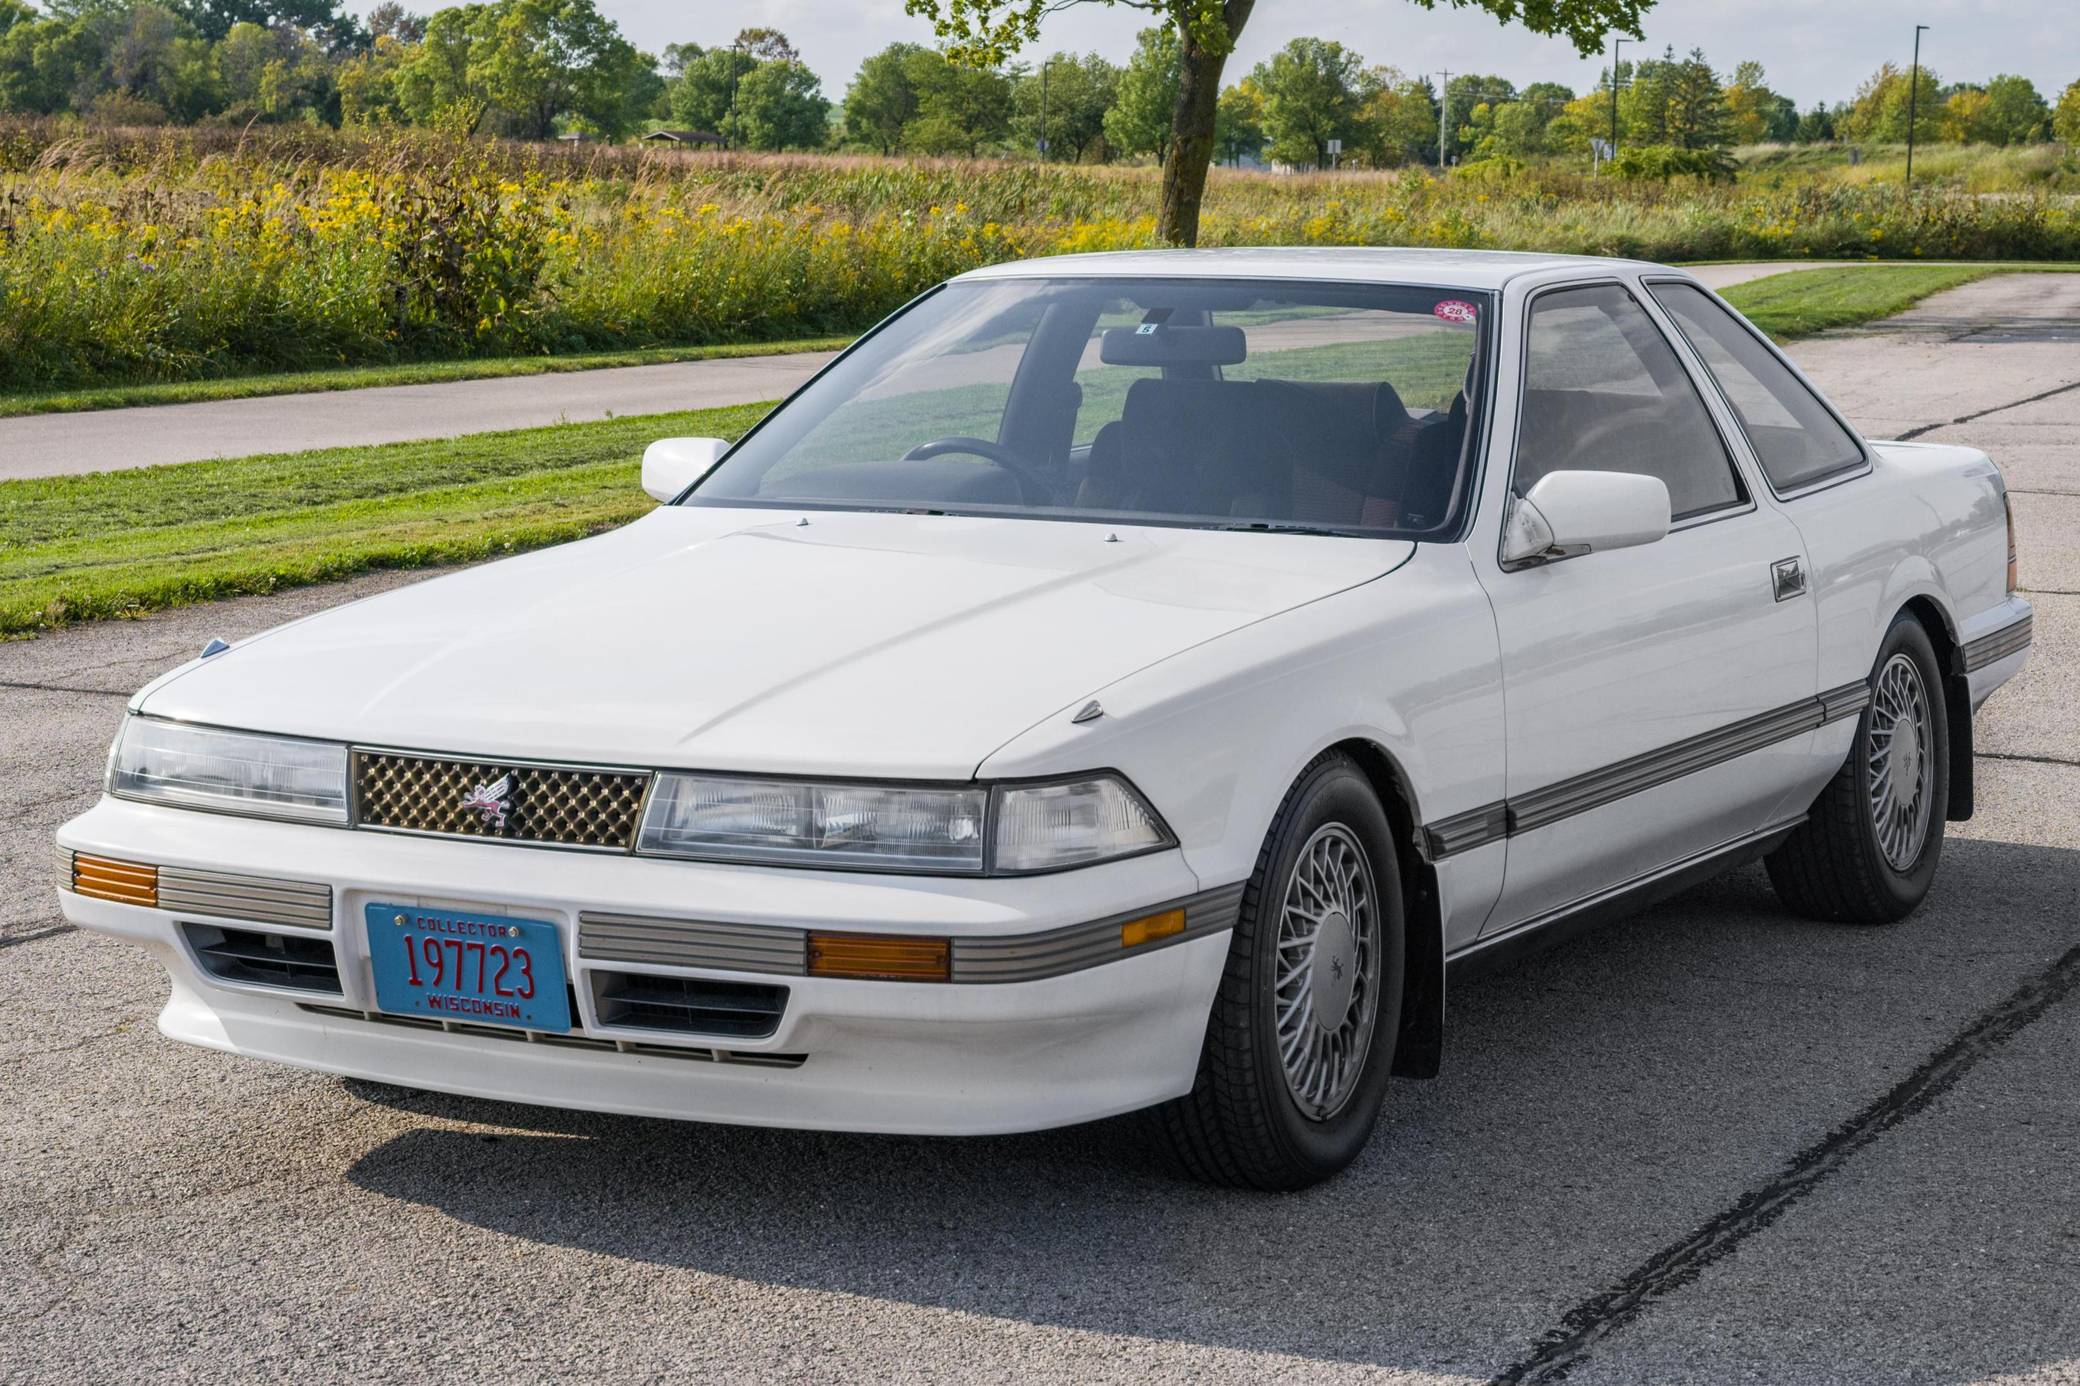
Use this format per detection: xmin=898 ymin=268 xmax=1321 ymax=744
xmin=1962 ymin=612 xmax=2033 ymax=672
xmin=1422 ymin=681 xmax=1867 ymax=859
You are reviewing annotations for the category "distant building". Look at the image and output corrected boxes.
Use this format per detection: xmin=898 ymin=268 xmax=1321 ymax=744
xmin=643 ymin=129 xmax=726 ymax=148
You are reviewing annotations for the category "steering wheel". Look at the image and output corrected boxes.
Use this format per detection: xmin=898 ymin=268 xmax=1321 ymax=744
xmin=899 ymin=436 xmax=1052 ymax=506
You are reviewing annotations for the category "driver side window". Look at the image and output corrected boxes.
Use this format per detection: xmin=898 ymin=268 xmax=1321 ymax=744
xmin=1517 ymin=284 xmax=1744 ymax=523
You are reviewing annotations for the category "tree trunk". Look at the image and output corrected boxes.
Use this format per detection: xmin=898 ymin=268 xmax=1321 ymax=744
xmin=1155 ymin=0 xmax=1253 ymax=247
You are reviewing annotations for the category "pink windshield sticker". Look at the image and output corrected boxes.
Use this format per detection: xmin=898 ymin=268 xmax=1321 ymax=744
xmin=1433 ymin=299 xmax=1478 ymax=325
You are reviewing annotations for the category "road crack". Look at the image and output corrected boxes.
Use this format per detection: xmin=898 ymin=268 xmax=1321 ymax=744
xmin=1896 ymin=377 xmax=2080 ymax=440
xmin=0 ymin=924 xmax=74 ymax=951
xmin=0 ymin=679 xmax=131 ymax=699
xmin=1488 ymin=938 xmax=2080 ymax=1385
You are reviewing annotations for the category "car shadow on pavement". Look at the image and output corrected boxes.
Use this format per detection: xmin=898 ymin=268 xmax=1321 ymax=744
xmin=342 ymin=837 xmax=2080 ymax=1382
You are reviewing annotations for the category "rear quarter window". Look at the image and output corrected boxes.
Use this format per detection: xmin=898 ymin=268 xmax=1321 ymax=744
xmin=1648 ymin=281 xmax=1866 ymax=492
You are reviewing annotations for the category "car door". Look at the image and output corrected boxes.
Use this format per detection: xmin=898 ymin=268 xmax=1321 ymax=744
xmin=1476 ymin=279 xmax=1819 ymax=935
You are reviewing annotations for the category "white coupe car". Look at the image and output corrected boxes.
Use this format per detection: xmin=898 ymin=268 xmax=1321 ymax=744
xmin=57 ymin=249 xmax=2031 ymax=1189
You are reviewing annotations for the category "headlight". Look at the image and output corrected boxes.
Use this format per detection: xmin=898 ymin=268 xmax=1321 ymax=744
xmin=637 ymin=772 xmax=1171 ymax=874
xmin=639 ymin=774 xmax=989 ymax=872
xmin=990 ymin=776 xmax=1171 ymax=873
xmin=109 ymin=716 xmax=348 ymax=825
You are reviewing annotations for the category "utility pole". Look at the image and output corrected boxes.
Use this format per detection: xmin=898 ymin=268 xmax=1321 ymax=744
xmin=728 ymin=39 xmax=745 ymax=149
xmin=1436 ymin=69 xmax=1452 ymax=168
xmin=1605 ymin=36 xmax=1622 ymax=162
xmin=1039 ymin=55 xmax=1050 ymax=160
xmin=1905 ymin=24 xmax=1929 ymax=188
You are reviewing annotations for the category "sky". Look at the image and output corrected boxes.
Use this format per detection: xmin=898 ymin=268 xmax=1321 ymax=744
xmin=504 ymin=0 xmax=2079 ymax=111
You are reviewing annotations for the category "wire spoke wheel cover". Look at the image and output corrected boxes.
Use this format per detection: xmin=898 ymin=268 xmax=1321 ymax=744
xmin=1867 ymin=651 xmax=1935 ymax=872
xmin=1273 ymin=822 xmax=1382 ymax=1121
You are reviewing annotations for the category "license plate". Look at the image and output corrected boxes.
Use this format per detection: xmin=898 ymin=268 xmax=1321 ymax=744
xmin=366 ymin=903 xmax=571 ymax=1032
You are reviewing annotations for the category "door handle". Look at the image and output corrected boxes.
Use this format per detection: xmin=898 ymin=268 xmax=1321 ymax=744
xmin=1771 ymin=556 xmax=1807 ymax=602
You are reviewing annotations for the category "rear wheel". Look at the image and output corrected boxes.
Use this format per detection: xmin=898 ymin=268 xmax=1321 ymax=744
xmin=1767 ymin=613 xmax=1949 ymax=923
xmin=1153 ymin=754 xmax=1404 ymax=1190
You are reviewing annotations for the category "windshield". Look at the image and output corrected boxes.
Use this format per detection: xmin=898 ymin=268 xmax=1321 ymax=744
xmin=689 ymin=276 xmax=1491 ymax=537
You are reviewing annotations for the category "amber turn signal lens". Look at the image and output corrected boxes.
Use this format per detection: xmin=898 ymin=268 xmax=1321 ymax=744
xmin=1120 ymin=908 xmax=1187 ymax=949
xmin=808 ymin=932 xmax=951 ymax=982
xmin=70 ymin=852 xmax=158 ymax=908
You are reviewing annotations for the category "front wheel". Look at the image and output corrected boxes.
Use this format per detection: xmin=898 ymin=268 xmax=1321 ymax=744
xmin=1152 ymin=754 xmax=1404 ymax=1190
xmin=1767 ymin=613 xmax=1950 ymax=923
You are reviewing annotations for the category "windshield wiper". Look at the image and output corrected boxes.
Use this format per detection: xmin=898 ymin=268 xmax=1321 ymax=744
xmin=1212 ymin=521 xmax=1369 ymax=538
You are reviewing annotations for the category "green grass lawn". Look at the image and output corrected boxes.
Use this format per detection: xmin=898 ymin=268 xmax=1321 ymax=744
xmin=2 ymin=259 xmax=2061 ymax=638
xmin=0 ymin=401 xmax=769 ymax=637
xmin=1716 ymin=264 xmax=2001 ymax=338
xmin=0 ymin=338 xmax=850 ymax=421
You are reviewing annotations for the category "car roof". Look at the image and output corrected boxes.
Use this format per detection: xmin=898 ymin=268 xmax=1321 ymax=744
xmin=953 ymin=246 xmax=1666 ymax=291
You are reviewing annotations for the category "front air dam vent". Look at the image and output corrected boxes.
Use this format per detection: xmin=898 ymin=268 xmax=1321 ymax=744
xmin=591 ymin=972 xmax=787 ymax=1040
xmin=184 ymin=923 xmax=343 ymax=994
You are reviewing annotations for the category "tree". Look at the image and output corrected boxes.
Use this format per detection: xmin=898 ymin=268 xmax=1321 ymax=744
xmin=170 ymin=0 xmax=349 ymax=44
xmin=843 ymin=41 xmax=925 ymax=152
xmin=1354 ymin=67 xmax=1435 ymax=166
xmin=1976 ymin=74 xmax=2050 ymax=144
xmin=1661 ymin=47 xmax=1731 ymax=149
xmin=395 ymin=0 xmax=646 ymax=138
xmin=1793 ymin=102 xmax=1835 ymax=143
xmin=0 ymin=14 xmax=102 ymax=115
xmin=903 ymin=47 xmax=1010 ymax=153
xmin=733 ymin=26 xmax=796 ymax=64
xmin=668 ymin=41 xmax=754 ymax=138
xmin=338 ymin=30 xmax=410 ymax=123
xmin=905 ymin=0 xmax=1646 ymax=246
xmin=2057 ymin=79 xmax=2080 ymax=145
xmin=1101 ymin=24 xmax=1177 ymax=161
xmin=1724 ymin=60 xmax=1794 ymax=143
xmin=1253 ymin=36 xmax=1368 ymax=168
xmin=1841 ymin=62 xmax=1942 ymax=144
xmin=1011 ymin=50 xmax=1118 ymax=160
xmin=735 ymin=57 xmax=827 ymax=149
xmin=1545 ymin=86 xmax=1611 ymax=154
xmin=0 ymin=0 xmax=36 ymax=38
xmin=365 ymin=2 xmax=424 ymax=44
xmin=1212 ymin=77 xmax=1261 ymax=163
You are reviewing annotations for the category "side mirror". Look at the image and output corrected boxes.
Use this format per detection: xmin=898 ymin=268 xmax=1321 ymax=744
xmin=642 ymin=437 xmax=729 ymax=503
xmin=1502 ymin=469 xmax=1672 ymax=569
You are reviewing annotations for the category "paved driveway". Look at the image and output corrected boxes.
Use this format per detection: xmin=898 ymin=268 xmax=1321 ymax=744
xmin=3 ymin=286 xmax=2078 ymax=1383
xmin=0 ymin=261 xmax=1911 ymax=481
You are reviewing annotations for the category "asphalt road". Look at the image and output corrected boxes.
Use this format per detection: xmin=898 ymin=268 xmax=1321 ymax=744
xmin=0 ymin=260 xmax=1837 ymax=481
xmin=4 ymin=277 xmax=2079 ymax=1384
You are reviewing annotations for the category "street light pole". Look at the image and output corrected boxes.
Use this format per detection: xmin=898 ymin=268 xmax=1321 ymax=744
xmin=1437 ymin=69 xmax=1452 ymax=168
xmin=1905 ymin=24 xmax=1929 ymax=188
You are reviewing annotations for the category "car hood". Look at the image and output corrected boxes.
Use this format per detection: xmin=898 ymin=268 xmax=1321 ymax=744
xmin=141 ymin=507 xmax=1413 ymax=779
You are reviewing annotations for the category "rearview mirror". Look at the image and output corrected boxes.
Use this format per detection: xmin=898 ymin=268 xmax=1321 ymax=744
xmin=642 ymin=437 xmax=729 ymax=503
xmin=1502 ymin=470 xmax=1672 ymax=569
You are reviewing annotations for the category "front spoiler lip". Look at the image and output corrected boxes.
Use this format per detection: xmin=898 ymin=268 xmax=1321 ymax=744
xmin=55 ymin=886 xmax=1233 ymax=1137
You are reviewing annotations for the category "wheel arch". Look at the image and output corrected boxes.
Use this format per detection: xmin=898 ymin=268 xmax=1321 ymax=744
xmin=1330 ymin=737 xmax=1445 ymax=1080
xmin=1898 ymin=593 xmax=1974 ymax=821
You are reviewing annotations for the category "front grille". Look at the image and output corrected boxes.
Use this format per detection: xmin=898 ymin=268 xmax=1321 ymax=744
xmin=590 ymin=971 xmax=788 ymax=1039
xmin=160 ymin=865 xmax=333 ymax=930
xmin=353 ymin=751 xmax=648 ymax=850
xmin=185 ymin=923 xmax=343 ymax=994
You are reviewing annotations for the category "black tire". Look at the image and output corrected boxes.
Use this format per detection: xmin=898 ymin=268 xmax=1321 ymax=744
xmin=1767 ymin=613 xmax=1950 ymax=924
xmin=1152 ymin=752 xmax=1405 ymax=1190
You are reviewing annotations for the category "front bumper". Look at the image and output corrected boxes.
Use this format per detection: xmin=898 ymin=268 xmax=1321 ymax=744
xmin=56 ymin=797 xmax=1233 ymax=1136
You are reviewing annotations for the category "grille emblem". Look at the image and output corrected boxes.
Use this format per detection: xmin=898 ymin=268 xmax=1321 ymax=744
xmin=460 ymin=774 xmax=513 ymax=829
